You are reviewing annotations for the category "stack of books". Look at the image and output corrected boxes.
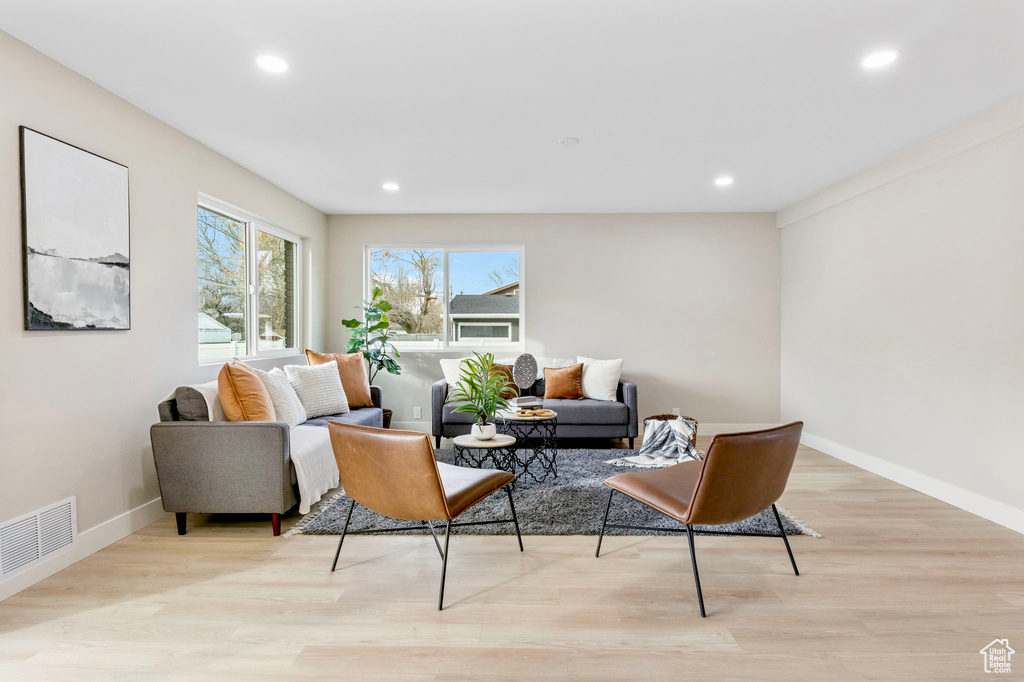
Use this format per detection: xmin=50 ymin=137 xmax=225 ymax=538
xmin=511 ymin=395 xmax=541 ymax=408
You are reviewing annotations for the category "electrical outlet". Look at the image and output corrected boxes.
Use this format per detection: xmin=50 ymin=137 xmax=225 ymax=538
xmin=413 ymin=406 xmax=422 ymax=419
xmin=671 ymin=407 xmax=681 ymax=416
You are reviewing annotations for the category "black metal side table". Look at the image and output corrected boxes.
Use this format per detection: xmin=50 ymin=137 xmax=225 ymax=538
xmin=498 ymin=412 xmax=558 ymax=483
xmin=452 ymin=433 xmax=518 ymax=475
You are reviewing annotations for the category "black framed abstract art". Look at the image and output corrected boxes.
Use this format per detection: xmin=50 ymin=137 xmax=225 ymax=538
xmin=20 ymin=126 xmax=131 ymax=330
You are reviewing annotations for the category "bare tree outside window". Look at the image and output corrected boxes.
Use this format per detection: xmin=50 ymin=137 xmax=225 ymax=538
xmin=198 ymin=207 xmax=247 ymax=358
xmin=487 ymin=258 xmax=519 ymax=289
xmin=370 ymin=248 xmax=443 ymax=343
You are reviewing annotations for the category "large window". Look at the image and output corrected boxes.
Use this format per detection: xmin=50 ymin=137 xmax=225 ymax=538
xmin=198 ymin=197 xmax=301 ymax=362
xmin=366 ymin=246 xmax=523 ymax=350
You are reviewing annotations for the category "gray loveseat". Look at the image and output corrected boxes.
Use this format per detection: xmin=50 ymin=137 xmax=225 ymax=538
xmin=151 ymin=383 xmax=382 ymax=536
xmin=432 ymin=378 xmax=638 ymax=448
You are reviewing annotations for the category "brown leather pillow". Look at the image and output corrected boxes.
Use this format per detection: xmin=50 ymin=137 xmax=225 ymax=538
xmin=305 ymin=349 xmax=374 ymax=408
xmin=218 ymin=359 xmax=276 ymax=421
xmin=543 ymin=364 xmax=585 ymax=400
xmin=489 ymin=364 xmax=520 ymax=400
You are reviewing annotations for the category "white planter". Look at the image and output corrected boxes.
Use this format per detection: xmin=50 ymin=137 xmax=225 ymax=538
xmin=471 ymin=423 xmax=497 ymax=440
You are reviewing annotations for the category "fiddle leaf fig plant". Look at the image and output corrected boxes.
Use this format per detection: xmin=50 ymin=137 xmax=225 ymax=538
xmin=448 ymin=352 xmax=515 ymax=426
xmin=341 ymin=286 xmax=401 ymax=384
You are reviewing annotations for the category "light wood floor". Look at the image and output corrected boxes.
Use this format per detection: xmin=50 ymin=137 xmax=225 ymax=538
xmin=1 ymin=439 xmax=1022 ymax=681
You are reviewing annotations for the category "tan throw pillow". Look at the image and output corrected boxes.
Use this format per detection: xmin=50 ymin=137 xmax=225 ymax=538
xmin=304 ymin=349 xmax=374 ymax=408
xmin=218 ymin=359 xmax=276 ymax=421
xmin=543 ymin=363 xmax=585 ymax=400
xmin=489 ymin=364 xmax=520 ymax=400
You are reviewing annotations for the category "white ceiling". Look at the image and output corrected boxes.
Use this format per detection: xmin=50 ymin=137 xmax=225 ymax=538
xmin=3 ymin=0 xmax=1023 ymax=214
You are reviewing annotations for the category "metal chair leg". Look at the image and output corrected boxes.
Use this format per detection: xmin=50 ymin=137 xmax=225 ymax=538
xmin=423 ymin=520 xmax=445 ymax=560
xmin=595 ymin=489 xmax=615 ymax=558
xmin=771 ymin=503 xmax=799 ymax=576
xmin=505 ymin=486 xmax=524 ymax=552
xmin=684 ymin=524 xmax=706 ymax=617
xmin=438 ymin=520 xmax=452 ymax=610
xmin=330 ymin=499 xmax=356 ymax=572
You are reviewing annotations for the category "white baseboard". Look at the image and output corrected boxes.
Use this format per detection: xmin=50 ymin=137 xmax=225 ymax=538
xmin=0 ymin=497 xmax=166 ymax=602
xmin=802 ymin=432 xmax=1024 ymax=535
xmin=390 ymin=421 xmax=431 ymax=433
xmin=699 ymin=423 xmax=780 ymax=436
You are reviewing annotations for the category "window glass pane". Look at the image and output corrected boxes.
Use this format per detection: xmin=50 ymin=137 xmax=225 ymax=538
xmin=198 ymin=207 xmax=247 ymax=361
xmin=257 ymin=230 xmax=296 ymax=351
xmin=459 ymin=324 xmax=510 ymax=339
xmin=449 ymin=251 xmax=519 ymax=346
xmin=370 ymin=248 xmax=444 ymax=348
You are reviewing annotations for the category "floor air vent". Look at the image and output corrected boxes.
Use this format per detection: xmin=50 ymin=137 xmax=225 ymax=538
xmin=1 ymin=497 xmax=77 ymax=580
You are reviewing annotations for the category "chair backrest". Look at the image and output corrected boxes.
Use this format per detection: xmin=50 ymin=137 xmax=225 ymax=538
xmin=685 ymin=422 xmax=803 ymax=526
xmin=327 ymin=422 xmax=452 ymax=521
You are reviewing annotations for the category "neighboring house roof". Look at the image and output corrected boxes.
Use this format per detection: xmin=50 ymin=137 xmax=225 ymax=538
xmin=198 ymin=312 xmax=231 ymax=332
xmin=449 ymin=293 xmax=519 ymax=315
xmin=482 ymin=280 xmax=519 ymax=296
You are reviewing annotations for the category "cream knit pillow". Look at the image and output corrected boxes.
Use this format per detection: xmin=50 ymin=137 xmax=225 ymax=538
xmin=255 ymin=367 xmax=308 ymax=428
xmin=284 ymin=361 xmax=349 ymax=419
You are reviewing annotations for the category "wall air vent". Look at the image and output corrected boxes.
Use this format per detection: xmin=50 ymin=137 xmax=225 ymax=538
xmin=1 ymin=497 xmax=77 ymax=580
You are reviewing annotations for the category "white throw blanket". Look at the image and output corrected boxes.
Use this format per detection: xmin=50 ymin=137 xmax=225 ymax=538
xmin=606 ymin=416 xmax=702 ymax=468
xmin=287 ymin=425 xmax=340 ymax=514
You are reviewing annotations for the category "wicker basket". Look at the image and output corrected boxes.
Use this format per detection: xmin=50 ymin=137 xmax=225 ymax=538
xmin=643 ymin=413 xmax=698 ymax=448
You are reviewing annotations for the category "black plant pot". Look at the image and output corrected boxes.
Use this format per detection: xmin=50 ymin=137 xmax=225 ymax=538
xmin=381 ymin=408 xmax=393 ymax=429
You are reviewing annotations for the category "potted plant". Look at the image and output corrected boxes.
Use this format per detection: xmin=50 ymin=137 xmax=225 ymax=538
xmin=448 ymin=352 xmax=515 ymax=440
xmin=342 ymin=286 xmax=402 ymax=427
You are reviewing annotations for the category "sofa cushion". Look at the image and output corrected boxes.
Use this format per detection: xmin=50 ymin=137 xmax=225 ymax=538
xmin=305 ymin=349 xmax=374 ymax=408
xmin=543 ymin=364 xmax=585 ymax=400
xmin=489 ymin=364 xmax=519 ymax=399
xmin=218 ymin=360 xmax=276 ymax=422
xmin=304 ymin=407 xmax=384 ymax=429
xmin=444 ymin=399 xmax=626 ymax=426
xmin=174 ymin=380 xmax=225 ymax=421
xmin=442 ymin=401 xmax=477 ymax=425
xmin=285 ymin=361 xmax=349 ymax=418
xmin=254 ymin=367 xmax=307 ymax=428
xmin=539 ymin=399 xmax=628 ymax=425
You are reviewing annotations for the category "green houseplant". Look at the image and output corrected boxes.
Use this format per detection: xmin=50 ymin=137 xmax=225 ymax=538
xmin=342 ymin=287 xmax=401 ymax=427
xmin=448 ymin=352 xmax=515 ymax=440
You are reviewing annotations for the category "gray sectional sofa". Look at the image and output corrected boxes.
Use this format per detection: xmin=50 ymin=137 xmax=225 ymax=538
xmin=432 ymin=378 xmax=638 ymax=448
xmin=151 ymin=382 xmax=382 ymax=536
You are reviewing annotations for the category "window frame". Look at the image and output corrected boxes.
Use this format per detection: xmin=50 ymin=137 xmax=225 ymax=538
xmin=198 ymin=194 xmax=303 ymax=364
xmin=363 ymin=244 xmax=525 ymax=352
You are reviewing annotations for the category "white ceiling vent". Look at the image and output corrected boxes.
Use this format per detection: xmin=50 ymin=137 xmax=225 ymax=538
xmin=1 ymin=497 xmax=77 ymax=580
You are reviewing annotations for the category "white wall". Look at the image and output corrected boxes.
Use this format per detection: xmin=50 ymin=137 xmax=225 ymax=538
xmin=779 ymin=93 xmax=1024 ymax=532
xmin=325 ymin=213 xmax=781 ymax=432
xmin=0 ymin=29 xmax=327 ymax=591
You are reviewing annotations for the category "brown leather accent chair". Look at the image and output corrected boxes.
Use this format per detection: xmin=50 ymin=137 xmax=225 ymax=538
xmin=595 ymin=422 xmax=804 ymax=617
xmin=327 ymin=422 xmax=523 ymax=609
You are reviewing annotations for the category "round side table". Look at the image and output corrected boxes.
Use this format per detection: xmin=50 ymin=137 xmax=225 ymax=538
xmin=452 ymin=434 xmax=518 ymax=477
xmin=498 ymin=411 xmax=558 ymax=482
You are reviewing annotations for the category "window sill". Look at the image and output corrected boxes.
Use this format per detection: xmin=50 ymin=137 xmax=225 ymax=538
xmin=198 ymin=351 xmax=305 ymax=367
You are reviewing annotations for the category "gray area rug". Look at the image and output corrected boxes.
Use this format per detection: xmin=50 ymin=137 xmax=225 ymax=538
xmin=297 ymin=448 xmax=819 ymax=537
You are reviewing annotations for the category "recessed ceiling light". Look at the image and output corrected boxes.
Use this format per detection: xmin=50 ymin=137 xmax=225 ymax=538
xmin=382 ymin=182 xmax=400 ymax=192
xmin=714 ymin=176 xmax=734 ymax=187
xmin=256 ymin=55 xmax=289 ymax=73
xmin=861 ymin=49 xmax=900 ymax=69
xmin=559 ymin=137 xmax=580 ymax=146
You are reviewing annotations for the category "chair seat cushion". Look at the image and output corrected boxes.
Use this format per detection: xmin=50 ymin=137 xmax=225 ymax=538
xmin=436 ymin=462 xmax=514 ymax=518
xmin=603 ymin=460 xmax=703 ymax=523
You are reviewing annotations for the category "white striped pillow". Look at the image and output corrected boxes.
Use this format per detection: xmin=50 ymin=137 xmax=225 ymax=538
xmin=254 ymin=367 xmax=307 ymax=428
xmin=284 ymin=361 xmax=349 ymax=419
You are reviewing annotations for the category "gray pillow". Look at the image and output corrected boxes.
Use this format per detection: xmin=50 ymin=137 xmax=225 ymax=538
xmin=175 ymin=386 xmax=210 ymax=421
